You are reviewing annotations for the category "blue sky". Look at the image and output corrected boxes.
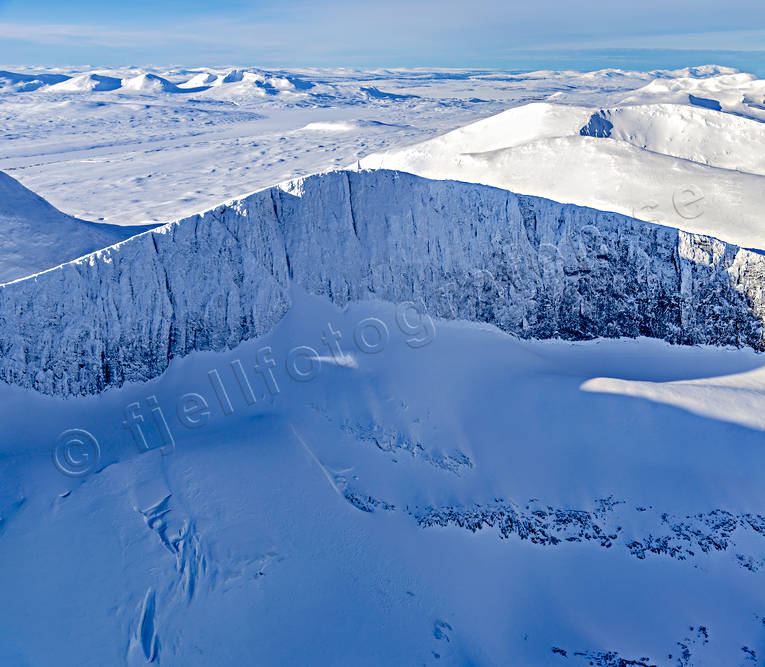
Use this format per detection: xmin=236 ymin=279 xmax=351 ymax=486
xmin=0 ymin=0 xmax=764 ymax=71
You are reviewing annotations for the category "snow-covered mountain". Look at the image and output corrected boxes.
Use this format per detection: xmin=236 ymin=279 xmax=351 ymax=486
xmin=358 ymin=101 xmax=765 ymax=248
xmin=617 ymin=72 xmax=765 ymax=122
xmin=0 ymin=69 xmax=69 ymax=92
xmin=3 ymin=65 xmax=765 ymax=666
xmin=177 ymin=68 xmax=314 ymax=95
xmin=1 ymin=169 xmax=764 ymax=397
xmin=0 ymin=171 xmax=153 ymax=284
xmin=3 ymin=280 xmax=765 ymax=666
xmin=119 ymin=73 xmax=184 ymax=94
xmin=584 ymin=104 xmax=765 ymax=174
xmin=46 ymin=73 xmax=122 ymax=92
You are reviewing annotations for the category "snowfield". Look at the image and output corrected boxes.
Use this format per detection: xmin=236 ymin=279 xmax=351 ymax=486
xmin=0 ymin=64 xmax=753 ymax=227
xmin=3 ymin=295 xmax=765 ymax=666
xmin=1 ymin=64 xmax=765 ymax=666
xmin=0 ymin=171 xmax=152 ymax=283
xmin=359 ymin=100 xmax=765 ymax=248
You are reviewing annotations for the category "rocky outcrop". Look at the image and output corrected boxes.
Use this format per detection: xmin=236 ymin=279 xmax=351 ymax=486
xmin=0 ymin=169 xmax=763 ymax=396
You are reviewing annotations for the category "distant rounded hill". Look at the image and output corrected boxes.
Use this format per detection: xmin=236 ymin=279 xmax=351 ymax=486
xmin=119 ymin=73 xmax=183 ymax=93
xmin=358 ymin=100 xmax=765 ymax=248
xmin=47 ymin=73 xmax=122 ymax=92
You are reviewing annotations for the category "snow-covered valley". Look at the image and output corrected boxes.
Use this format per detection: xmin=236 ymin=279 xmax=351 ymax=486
xmin=2 ymin=63 xmax=765 ymax=665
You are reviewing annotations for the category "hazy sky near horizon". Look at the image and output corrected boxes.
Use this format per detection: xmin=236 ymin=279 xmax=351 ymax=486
xmin=0 ymin=0 xmax=764 ymax=68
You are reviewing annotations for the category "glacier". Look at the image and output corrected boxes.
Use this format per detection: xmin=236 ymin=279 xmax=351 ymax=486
xmin=1 ymin=168 xmax=764 ymax=397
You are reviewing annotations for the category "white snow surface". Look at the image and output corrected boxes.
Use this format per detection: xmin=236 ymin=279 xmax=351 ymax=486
xmin=0 ymin=171 xmax=152 ymax=283
xmin=2 ymin=293 xmax=765 ymax=665
xmin=1 ymin=64 xmax=762 ymax=230
xmin=359 ymin=100 xmax=765 ymax=249
xmin=618 ymin=72 xmax=765 ymax=120
xmin=2 ymin=64 xmax=765 ymax=666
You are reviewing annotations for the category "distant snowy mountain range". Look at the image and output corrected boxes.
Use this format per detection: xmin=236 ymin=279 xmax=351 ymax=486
xmin=1 ymin=63 xmax=763 ymax=227
xmin=0 ymin=67 xmax=314 ymax=96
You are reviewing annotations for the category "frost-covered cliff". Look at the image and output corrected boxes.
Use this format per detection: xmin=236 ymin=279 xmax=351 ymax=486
xmin=1 ymin=169 xmax=764 ymax=396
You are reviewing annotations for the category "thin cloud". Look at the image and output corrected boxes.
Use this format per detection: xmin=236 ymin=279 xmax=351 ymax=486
xmin=0 ymin=1 xmax=764 ymax=66
xmin=0 ymin=22 xmax=198 ymax=48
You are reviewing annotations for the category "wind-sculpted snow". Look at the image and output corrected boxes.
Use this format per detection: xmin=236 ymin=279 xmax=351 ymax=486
xmin=1 ymin=169 xmax=765 ymax=396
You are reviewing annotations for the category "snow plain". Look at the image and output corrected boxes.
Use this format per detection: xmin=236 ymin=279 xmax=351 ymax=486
xmin=0 ymin=64 xmax=747 ymax=227
xmin=1 ymin=64 xmax=765 ymax=666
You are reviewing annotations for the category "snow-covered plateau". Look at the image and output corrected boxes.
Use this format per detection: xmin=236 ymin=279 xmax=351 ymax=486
xmin=1 ymin=64 xmax=765 ymax=666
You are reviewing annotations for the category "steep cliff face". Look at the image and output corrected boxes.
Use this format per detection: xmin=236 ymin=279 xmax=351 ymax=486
xmin=0 ymin=169 xmax=763 ymax=396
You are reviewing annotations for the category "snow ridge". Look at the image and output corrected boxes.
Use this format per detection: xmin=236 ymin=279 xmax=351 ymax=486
xmin=1 ymin=169 xmax=764 ymax=396
xmin=0 ymin=171 xmax=154 ymax=284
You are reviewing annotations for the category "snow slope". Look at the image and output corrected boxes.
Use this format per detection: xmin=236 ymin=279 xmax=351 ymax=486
xmin=119 ymin=73 xmax=183 ymax=94
xmin=46 ymin=73 xmax=122 ymax=93
xmin=2 ymin=169 xmax=765 ymax=397
xmin=618 ymin=72 xmax=765 ymax=122
xmin=0 ymin=171 xmax=153 ymax=284
xmin=2 ymin=293 xmax=765 ymax=665
xmin=0 ymin=69 xmax=68 ymax=92
xmin=589 ymin=104 xmax=765 ymax=175
xmin=358 ymin=101 xmax=765 ymax=249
